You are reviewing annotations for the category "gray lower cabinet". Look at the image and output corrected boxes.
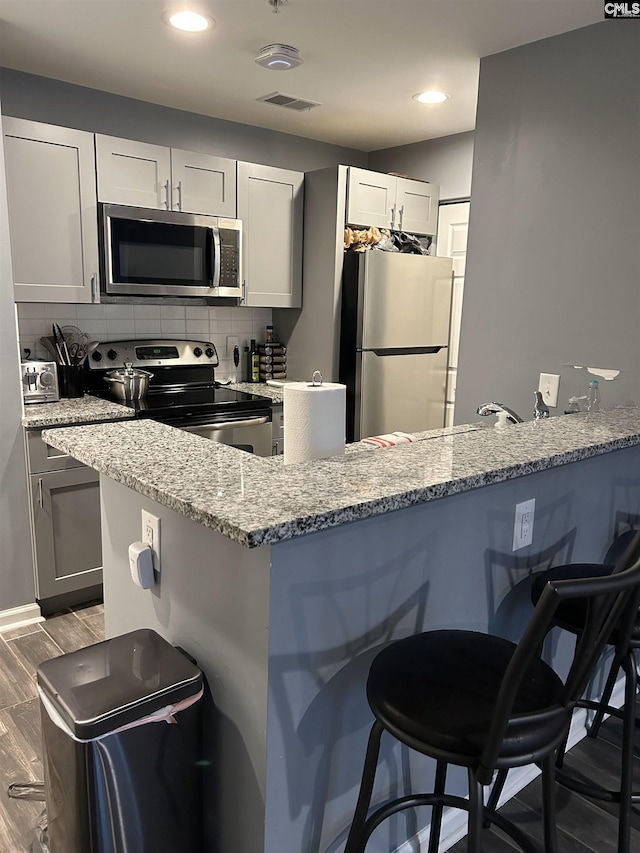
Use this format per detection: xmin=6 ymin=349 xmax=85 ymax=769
xmin=26 ymin=431 xmax=102 ymax=604
xmin=272 ymin=403 xmax=284 ymax=455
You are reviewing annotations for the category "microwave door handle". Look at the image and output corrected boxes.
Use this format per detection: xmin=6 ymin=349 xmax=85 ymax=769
xmin=210 ymin=227 xmax=221 ymax=293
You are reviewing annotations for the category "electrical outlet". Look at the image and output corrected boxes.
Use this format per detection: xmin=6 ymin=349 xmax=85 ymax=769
xmin=141 ymin=509 xmax=161 ymax=572
xmin=513 ymin=499 xmax=535 ymax=551
xmin=538 ymin=373 xmax=560 ymax=408
xmin=226 ymin=335 xmax=240 ymax=357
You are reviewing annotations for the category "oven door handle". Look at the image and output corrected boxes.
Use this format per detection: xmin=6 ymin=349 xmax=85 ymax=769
xmin=181 ymin=416 xmax=270 ymax=431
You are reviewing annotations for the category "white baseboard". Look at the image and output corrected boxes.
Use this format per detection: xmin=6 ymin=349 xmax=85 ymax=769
xmin=394 ymin=676 xmax=627 ymax=853
xmin=0 ymin=602 xmax=44 ymax=633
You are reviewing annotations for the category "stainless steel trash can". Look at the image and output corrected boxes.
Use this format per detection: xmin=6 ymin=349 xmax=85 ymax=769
xmin=37 ymin=628 xmax=203 ymax=853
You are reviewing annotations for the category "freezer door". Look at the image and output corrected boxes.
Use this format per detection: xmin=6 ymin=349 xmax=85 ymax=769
xmin=359 ymin=252 xmax=453 ymax=349
xmin=357 ymin=348 xmax=448 ymax=439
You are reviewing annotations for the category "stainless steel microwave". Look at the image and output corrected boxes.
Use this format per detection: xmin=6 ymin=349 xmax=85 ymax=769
xmin=100 ymin=204 xmax=242 ymax=298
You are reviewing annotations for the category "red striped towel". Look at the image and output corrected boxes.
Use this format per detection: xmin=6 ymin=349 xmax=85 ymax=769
xmin=362 ymin=432 xmax=417 ymax=448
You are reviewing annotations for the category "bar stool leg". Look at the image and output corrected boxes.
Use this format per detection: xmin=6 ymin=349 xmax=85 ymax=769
xmin=427 ymin=760 xmax=448 ymax=853
xmin=466 ymin=768 xmax=484 ymax=853
xmin=618 ymin=648 xmax=637 ymax=853
xmin=588 ymin=646 xmax=626 ymax=740
xmin=345 ymin=720 xmax=384 ymax=853
xmin=483 ymin=768 xmax=508 ymax=828
xmin=541 ymin=750 xmax=559 ymax=853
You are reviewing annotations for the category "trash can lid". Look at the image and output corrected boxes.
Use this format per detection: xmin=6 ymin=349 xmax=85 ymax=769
xmin=37 ymin=629 xmax=203 ymax=739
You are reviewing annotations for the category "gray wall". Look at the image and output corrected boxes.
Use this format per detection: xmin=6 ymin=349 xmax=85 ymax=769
xmin=369 ymin=130 xmax=475 ymax=201
xmin=454 ymin=22 xmax=640 ymax=425
xmin=0 ymin=68 xmax=368 ymax=172
xmin=0 ymin=107 xmax=35 ymax=611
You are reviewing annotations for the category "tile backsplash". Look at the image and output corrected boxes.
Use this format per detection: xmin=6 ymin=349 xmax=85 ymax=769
xmin=17 ymin=303 xmax=273 ymax=380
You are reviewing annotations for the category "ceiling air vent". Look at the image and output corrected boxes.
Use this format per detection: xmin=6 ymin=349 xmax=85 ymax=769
xmin=256 ymin=92 xmax=321 ymax=112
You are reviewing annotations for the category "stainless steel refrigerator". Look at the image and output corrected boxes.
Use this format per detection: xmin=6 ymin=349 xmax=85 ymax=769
xmin=339 ymin=250 xmax=453 ymax=441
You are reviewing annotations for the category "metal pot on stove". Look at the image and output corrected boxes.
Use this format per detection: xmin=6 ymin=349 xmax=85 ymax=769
xmin=104 ymin=362 xmax=153 ymax=399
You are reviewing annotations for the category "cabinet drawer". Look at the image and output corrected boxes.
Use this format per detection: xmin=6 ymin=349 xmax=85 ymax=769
xmin=26 ymin=429 xmax=85 ymax=473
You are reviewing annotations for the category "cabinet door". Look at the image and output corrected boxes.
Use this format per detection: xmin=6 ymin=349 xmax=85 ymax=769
xmin=346 ymin=167 xmax=396 ymax=229
xmin=395 ymin=177 xmax=440 ymax=235
xmin=171 ymin=149 xmax=237 ymax=217
xmin=30 ymin=468 xmax=103 ymax=599
xmin=4 ymin=118 xmax=99 ymax=303
xmin=238 ymin=162 xmax=303 ymax=308
xmin=96 ymin=134 xmax=171 ymax=208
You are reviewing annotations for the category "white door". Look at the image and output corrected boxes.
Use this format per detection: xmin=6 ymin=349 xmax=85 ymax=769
xmin=436 ymin=201 xmax=470 ymax=426
xmin=96 ymin=135 xmax=171 ymax=208
xmin=171 ymin=149 xmax=237 ymax=217
xmin=4 ymin=118 xmax=99 ymax=303
xmin=347 ymin=167 xmax=396 ymax=229
xmin=395 ymin=177 xmax=440 ymax=235
xmin=237 ymin=162 xmax=303 ymax=308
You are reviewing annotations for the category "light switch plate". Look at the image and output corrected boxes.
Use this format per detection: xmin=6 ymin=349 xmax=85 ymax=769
xmin=226 ymin=336 xmax=240 ymax=357
xmin=538 ymin=373 xmax=560 ymax=408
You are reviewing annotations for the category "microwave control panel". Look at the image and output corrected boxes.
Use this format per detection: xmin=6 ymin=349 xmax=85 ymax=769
xmin=219 ymin=227 xmax=240 ymax=289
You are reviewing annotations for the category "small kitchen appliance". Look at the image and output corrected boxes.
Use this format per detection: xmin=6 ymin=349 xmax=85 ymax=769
xmin=86 ymin=339 xmax=273 ymax=456
xmin=100 ymin=205 xmax=242 ymax=299
xmin=21 ymin=361 xmax=60 ymax=404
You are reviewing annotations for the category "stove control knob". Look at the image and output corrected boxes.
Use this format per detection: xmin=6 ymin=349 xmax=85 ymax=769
xmin=193 ymin=346 xmax=203 ymax=358
xmin=107 ymin=349 xmax=118 ymax=361
xmin=205 ymin=347 xmax=216 ymax=359
xmin=92 ymin=351 xmax=103 ymax=362
xmin=40 ymin=370 xmax=55 ymax=387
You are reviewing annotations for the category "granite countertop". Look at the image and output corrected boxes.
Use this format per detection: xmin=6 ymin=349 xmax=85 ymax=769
xmin=228 ymin=381 xmax=284 ymax=403
xmin=22 ymin=395 xmax=136 ymax=429
xmin=42 ymin=408 xmax=640 ymax=549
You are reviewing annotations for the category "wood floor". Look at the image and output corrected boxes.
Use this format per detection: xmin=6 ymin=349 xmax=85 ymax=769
xmin=0 ymin=602 xmax=104 ymax=853
xmin=0 ymin=604 xmax=637 ymax=852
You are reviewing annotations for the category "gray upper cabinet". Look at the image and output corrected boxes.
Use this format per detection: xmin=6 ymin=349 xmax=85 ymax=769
xmin=347 ymin=166 xmax=439 ymax=235
xmin=238 ymin=162 xmax=303 ymax=308
xmin=4 ymin=118 xmax=99 ymax=303
xmin=95 ymin=134 xmax=237 ymax=216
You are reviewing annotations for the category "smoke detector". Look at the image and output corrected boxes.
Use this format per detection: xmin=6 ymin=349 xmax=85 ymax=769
xmin=255 ymin=44 xmax=303 ymax=70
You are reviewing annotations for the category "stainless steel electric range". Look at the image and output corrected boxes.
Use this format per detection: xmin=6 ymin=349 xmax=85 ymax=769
xmin=86 ymin=339 xmax=273 ymax=456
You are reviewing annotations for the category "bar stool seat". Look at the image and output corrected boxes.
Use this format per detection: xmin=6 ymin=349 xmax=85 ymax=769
xmin=368 ymin=630 xmax=567 ymax=763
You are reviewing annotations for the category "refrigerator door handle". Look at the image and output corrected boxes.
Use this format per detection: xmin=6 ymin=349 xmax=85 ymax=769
xmin=361 ymin=346 xmax=447 ymax=357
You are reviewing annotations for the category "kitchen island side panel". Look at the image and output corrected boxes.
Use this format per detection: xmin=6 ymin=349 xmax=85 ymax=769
xmin=99 ymin=476 xmax=271 ymax=853
xmin=264 ymin=444 xmax=640 ymax=853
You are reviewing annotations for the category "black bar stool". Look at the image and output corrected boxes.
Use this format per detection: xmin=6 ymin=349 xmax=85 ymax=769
xmin=522 ymin=528 xmax=640 ymax=853
xmin=344 ymin=530 xmax=640 ymax=853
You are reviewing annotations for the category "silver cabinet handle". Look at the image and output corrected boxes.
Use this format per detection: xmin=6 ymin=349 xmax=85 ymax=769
xmin=175 ymin=180 xmax=183 ymax=211
xmin=162 ymin=179 xmax=170 ymax=209
xmin=91 ymin=272 xmax=99 ymax=303
xmin=390 ymin=205 xmax=396 ymax=230
xmin=398 ymin=205 xmax=404 ymax=230
xmin=38 ymin=477 xmax=43 ymax=509
xmin=241 ymin=279 xmax=247 ymax=305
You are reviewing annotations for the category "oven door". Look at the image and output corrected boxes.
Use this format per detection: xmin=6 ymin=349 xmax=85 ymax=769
xmin=102 ymin=204 xmax=220 ymax=297
xmin=180 ymin=415 xmax=272 ymax=457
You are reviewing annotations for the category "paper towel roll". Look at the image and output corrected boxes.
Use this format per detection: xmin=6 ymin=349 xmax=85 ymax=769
xmin=284 ymin=381 xmax=346 ymax=464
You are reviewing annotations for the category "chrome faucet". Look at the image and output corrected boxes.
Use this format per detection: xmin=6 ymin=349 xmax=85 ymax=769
xmin=476 ymin=402 xmax=524 ymax=424
xmin=533 ymin=390 xmax=550 ymax=419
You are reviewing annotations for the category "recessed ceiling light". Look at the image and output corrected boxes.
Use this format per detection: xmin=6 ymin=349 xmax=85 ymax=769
xmin=413 ymin=91 xmax=450 ymax=104
xmin=164 ymin=10 xmax=215 ymax=32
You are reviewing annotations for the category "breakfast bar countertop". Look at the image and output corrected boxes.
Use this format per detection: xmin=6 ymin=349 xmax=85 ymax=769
xmin=21 ymin=394 xmax=136 ymax=429
xmin=42 ymin=407 xmax=640 ymax=548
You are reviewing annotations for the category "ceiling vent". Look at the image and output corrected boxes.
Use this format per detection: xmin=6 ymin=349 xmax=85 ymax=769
xmin=256 ymin=92 xmax=321 ymax=112
xmin=255 ymin=44 xmax=302 ymax=70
